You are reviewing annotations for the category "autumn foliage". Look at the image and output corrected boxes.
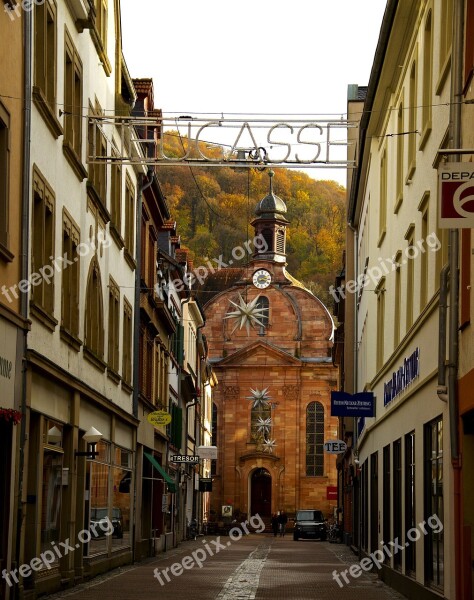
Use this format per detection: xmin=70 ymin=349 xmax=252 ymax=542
xmin=156 ymin=132 xmax=346 ymax=308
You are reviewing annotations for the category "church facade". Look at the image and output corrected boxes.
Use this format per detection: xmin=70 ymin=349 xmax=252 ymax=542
xmin=201 ymin=173 xmax=339 ymax=522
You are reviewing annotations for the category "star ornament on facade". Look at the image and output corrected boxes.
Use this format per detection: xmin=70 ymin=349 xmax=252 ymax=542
xmin=246 ymin=387 xmax=272 ymax=409
xmin=256 ymin=417 xmax=273 ymax=435
xmin=263 ymin=439 xmax=277 ymax=453
xmin=224 ymin=294 xmax=269 ymax=335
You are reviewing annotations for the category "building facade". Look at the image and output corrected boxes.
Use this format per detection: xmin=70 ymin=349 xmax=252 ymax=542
xmin=19 ymin=1 xmax=141 ymax=595
xmin=201 ymin=172 xmax=339 ymax=524
xmin=343 ymin=1 xmax=473 ymax=598
xmin=455 ymin=1 xmax=474 ymax=597
xmin=0 ymin=6 xmax=28 ymax=600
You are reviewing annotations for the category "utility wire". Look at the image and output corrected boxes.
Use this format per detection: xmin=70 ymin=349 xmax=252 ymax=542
xmin=0 ymin=91 xmax=472 ymax=122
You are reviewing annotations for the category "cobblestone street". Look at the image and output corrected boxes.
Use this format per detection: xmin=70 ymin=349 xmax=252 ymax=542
xmin=41 ymin=535 xmax=406 ymax=600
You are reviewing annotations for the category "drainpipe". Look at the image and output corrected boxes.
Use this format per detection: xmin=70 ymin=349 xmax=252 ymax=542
xmin=179 ymin=293 xmax=192 ymax=535
xmin=15 ymin=8 xmax=32 ymax=599
xmin=437 ymin=264 xmax=450 ymax=396
xmin=347 ymin=222 xmax=359 ymax=552
xmin=448 ymin=1 xmax=463 ymax=597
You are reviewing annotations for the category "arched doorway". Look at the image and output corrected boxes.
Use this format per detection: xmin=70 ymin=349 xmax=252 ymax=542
xmin=250 ymin=468 xmax=272 ymax=517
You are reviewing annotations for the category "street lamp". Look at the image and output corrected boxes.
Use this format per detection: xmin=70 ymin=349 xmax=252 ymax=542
xmin=75 ymin=426 xmax=103 ymax=458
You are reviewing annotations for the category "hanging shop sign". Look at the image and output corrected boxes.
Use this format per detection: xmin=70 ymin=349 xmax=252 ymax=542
xmin=196 ymin=445 xmax=218 ymax=460
xmin=323 ymin=440 xmax=347 ymax=454
xmin=199 ymin=477 xmax=213 ymax=492
xmin=170 ymin=454 xmax=200 ymax=464
xmin=330 ymin=391 xmax=375 ymax=417
xmin=147 ymin=410 xmax=172 ymax=427
xmin=438 ymin=163 xmax=474 ymax=228
xmin=383 ymin=348 xmax=420 ymax=407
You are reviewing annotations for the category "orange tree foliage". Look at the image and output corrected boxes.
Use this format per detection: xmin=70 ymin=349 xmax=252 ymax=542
xmin=156 ymin=132 xmax=346 ymax=308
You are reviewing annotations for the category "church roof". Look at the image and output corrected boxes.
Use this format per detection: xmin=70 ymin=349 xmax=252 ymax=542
xmin=196 ymin=267 xmax=247 ymax=305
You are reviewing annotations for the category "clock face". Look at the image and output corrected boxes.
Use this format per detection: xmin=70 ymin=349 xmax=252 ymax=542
xmin=252 ymin=269 xmax=272 ymax=289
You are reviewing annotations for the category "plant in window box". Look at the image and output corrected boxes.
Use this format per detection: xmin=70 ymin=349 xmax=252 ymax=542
xmin=0 ymin=408 xmax=22 ymax=425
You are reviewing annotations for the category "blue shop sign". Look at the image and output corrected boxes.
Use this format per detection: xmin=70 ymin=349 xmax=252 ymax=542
xmin=330 ymin=391 xmax=375 ymax=417
xmin=383 ymin=348 xmax=420 ymax=407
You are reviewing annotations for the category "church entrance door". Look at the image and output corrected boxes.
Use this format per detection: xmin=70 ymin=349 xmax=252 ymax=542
xmin=250 ymin=468 xmax=272 ymax=517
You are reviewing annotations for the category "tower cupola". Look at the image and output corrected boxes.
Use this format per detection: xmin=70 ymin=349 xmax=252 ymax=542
xmin=251 ymin=171 xmax=289 ymax=263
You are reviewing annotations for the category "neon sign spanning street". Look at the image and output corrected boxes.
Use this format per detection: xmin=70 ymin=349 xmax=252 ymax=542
xmin=87 ymin=116 xmax=358 ymax=169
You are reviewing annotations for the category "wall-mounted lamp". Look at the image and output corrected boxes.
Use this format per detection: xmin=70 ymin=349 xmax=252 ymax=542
xmin=47 ymin=425 xmax=62 ymax=444
xmin=75 ymin=426 xmax=103 ymax=458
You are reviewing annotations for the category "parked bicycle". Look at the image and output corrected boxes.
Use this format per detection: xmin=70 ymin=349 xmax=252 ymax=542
xmin=327 ymin=521 xmax=342 ymax=543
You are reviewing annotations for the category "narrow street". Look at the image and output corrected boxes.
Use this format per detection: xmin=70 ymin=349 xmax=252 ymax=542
xmin=41 ymin=535 xmax=405 ymax=600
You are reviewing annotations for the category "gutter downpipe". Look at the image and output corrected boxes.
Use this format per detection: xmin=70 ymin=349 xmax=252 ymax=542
xmin=438 ymin=264 xmax=450 ymax=391
xmin=15 ymin=8 xmax=32 ymax=600
xmin=448 ymin=1 xmax=464 ymax=596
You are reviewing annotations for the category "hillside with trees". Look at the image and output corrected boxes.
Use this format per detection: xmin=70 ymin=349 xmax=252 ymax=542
xmin=155 ymin=132 xmax=346 ymax=308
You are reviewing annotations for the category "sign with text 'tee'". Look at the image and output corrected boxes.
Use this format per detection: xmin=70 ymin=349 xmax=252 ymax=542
xmin=323 ymin=440 xmax=347 ymax=454
xmin=439 ymin=163 xmax=474 ymax=228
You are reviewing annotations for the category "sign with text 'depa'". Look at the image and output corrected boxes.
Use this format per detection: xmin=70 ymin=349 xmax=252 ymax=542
xmin=439 ymin=163 xmax=474 ymax=228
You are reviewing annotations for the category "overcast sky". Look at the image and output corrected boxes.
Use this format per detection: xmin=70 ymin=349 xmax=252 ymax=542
xmin=121 ymin=1 xmax=387 ymax=186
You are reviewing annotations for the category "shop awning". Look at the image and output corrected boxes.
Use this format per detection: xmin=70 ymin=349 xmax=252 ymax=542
xmin=144 ymin=452 xmax=176 ymax=493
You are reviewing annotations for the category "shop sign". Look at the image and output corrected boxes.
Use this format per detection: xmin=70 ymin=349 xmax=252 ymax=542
xmin=0 ymin=318 xmax=17 ymax=409
xmin=383 ymin=348 xmax=420 ymax=406
xmin=147 ymin=410 xmax=172 ymax=427
xmin=170 ymin=454 xmax=199 ymax=463
xmin=196 ymin=445 xmax=218 ymax=459
xmin=323 ymin=440 xmax=347 ymax=454
xmin=199 ymin=477 xmax=212 ymax=492
xmin=439 ymin=163 xmax=474 ymax=228
xmin=330 ymin=391 xmax=375 ymax=417
xmin=327 ymin=486 xmax=338 ymax=500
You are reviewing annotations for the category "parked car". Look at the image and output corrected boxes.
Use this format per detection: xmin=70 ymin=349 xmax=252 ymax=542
xmin=293 ymin=509 xmax=326 ymax=541
xmin=90 ymin=507 xmax=123 ymax=538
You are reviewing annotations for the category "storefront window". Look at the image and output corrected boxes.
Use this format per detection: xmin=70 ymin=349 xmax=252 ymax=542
xmin=112 ymin=447 xmax=132 ymax=549
xmin=424 ymin=417 xmax=444 ymax=589
xmin=86 ymin=441 xmax=132 ymax=555
xmin=87 ymin=441 xmax=110 ymax=556
xmin=41 ymin=420 xmax=64 ymax=565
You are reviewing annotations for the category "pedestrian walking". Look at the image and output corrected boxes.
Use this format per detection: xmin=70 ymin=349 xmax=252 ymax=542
xmin=277 ymin=510 xmax=288 ymax=537
xmin=271 ymin=513 xmax=279 ymax=537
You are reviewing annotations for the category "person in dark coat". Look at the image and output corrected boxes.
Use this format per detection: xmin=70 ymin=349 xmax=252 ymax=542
xmin=277 ymin=511 xmax=288 ymax=537
xmin=271 ymin=513 xmax=279 ymax=536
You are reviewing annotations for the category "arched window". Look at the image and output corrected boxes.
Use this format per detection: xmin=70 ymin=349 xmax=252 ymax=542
xmin=255 ymin=296 xmax=269 ymax=328
xmin=261 ymin=228 xmax=273 ymax=251
xmin=251 ymin=403 xmax=271 ymax=442
xmin=306 ymin=401 xmax=324 ymax=476
xmin=84 ymin=257 xmax=104 ymax=359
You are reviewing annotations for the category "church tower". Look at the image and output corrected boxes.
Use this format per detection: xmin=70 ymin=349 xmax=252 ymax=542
xmin=251 ymin=171 xmax=288 ymax=264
